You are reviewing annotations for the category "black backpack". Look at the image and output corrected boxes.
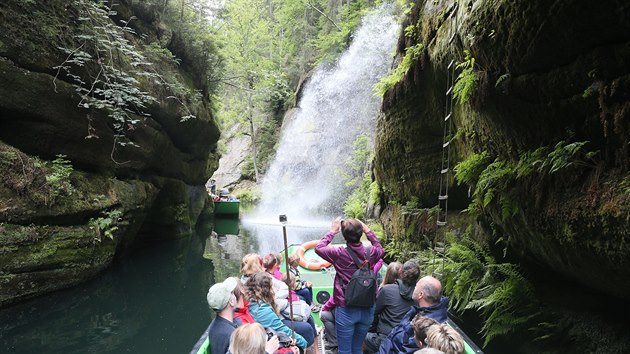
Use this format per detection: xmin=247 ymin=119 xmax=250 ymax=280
xmin=344 ymin=246 xmax=377 ymax=308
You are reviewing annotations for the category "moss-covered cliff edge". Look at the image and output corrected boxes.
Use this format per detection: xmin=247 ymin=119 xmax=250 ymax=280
xmin=374 ymin=0 xmax=630 ymax=348
xmin=0 ymin=0 xmax=220 ymax=307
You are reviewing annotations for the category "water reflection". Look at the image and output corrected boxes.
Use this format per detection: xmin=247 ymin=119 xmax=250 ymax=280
xmin=0 ymin=230 xmax=213 ymax=354
xmin=0 ymin=216 xmax=339 ymax=354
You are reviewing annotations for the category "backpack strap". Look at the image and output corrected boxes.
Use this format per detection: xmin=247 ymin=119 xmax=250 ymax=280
xmin=346 ymin=246 xmax=371 ymax=269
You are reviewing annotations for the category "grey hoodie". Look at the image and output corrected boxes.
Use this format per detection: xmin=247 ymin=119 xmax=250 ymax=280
xmin=373 ymin=279 xmax=416 ymax=335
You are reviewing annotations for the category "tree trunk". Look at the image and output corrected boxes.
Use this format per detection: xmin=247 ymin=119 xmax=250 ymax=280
xmin=248 ymin=91 xmax=260 ymax=183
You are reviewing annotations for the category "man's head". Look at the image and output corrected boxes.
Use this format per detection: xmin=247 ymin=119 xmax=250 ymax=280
xmin=207 ymin=277 xmax=243 ymax=312
xmin=412 ymin=276 xmax=442 ymax=307
xmin=340 ymin=219 xmax=362 ymax=244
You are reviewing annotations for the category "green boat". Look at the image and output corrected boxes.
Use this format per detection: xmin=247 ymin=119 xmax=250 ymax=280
xmin=285 ymin=242 xmax=483 ymax=354
xmin=213 ymin=216 xmax=240 ymax=235
xmin=213 ymin=199 xmax=240 ymax=216
xmin=192 ymin=241 xmax=483 ymax=354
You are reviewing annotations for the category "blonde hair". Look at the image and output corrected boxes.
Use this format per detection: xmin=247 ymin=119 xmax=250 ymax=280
xmin=425 ymin=324 xmax=464 ymax=354
xmin=288 ymin=253 xmax=300 ymax=268
xmin=241 ymin=254 xmax=264 ymax=277
xmin=381 ymin=261 xmax=403 ymax=287
xmin=228 ymin=323 xmax=267 ymax=354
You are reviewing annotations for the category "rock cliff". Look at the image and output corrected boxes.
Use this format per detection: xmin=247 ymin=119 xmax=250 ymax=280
xmin=374 ymin=0 xmax=630 ymax=301
xmin=0 ymin=0 xmax=220 ymax=306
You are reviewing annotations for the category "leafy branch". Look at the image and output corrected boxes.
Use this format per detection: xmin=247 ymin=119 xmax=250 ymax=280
xmin=53 ymin=0 xmax=156 ymax=162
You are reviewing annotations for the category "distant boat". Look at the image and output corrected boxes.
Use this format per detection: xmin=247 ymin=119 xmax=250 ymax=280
xmin=213 ymin=188 xmax=240 ymax=217
xmin=213 ymin=199 xmax=240 ymax=216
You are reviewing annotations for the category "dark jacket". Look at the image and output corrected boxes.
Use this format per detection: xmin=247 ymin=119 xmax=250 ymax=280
xmin=373 ymin=279 xmax=415 ymax=335
xmin=377 ymin=297 xmax=449 ymax=354
xmin=207 ymin=316 xmax=237 ymax=354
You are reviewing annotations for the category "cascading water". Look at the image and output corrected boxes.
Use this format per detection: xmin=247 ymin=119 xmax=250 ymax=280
xmin=243 ymin=4 xmax=399 ymax=252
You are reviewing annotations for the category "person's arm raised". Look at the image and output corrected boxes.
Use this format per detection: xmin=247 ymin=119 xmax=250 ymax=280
xmin=315 ymin=217 xmax=342 ymax=261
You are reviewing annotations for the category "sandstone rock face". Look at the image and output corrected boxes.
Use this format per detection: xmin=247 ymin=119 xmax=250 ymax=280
xmin=0 ymin=0 xmax=220 ymax=306
xmin=374 ymin=0 xmax=630 ymax=300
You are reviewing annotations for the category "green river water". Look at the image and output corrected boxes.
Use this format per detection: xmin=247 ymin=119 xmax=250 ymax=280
xmin=0 ymin=217 xmax=332 ymax=354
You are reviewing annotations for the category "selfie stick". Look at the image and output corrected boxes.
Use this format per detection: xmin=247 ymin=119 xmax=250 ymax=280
xmin=280 ymin=214 xmax=295 ymax=339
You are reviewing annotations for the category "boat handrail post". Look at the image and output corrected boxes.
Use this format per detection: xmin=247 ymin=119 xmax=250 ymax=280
xmin=279 ymin=214 xmax=295 ymax=340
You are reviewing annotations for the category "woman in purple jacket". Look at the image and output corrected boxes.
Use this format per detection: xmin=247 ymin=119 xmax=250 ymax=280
xmin=315 ymin=218 xmax=384 ymax=354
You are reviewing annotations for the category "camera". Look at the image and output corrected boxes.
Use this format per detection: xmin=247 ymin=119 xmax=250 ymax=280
xmin=279 ymin=214 xmax=287 ymax=223
xmin=265 ymin=327 xmax=292 ymax=347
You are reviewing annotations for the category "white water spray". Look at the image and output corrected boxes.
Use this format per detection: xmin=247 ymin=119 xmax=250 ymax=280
xmin=244 ymin=5 xmax=398 ymax=251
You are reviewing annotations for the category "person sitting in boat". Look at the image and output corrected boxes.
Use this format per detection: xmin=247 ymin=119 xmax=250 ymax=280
xmin=424 ymin=324 xmax=464 ymax=354
xmin=411 ymin=315 xmax=438 ymax=350
xmin=377 ymin=276 xmax=449 ymax=354
xmin=240 ymin=254 xmax=291 ymax=310
xmin=414 ymin=348 xmax=445 ymax=354
xmin=287 ymin=253 xmax=315 ymax=306
xmin=315 ymin=218 xmax=384 ymax=354
xmin=201 ymin=277 xmax=244 ymax=354
xmin=263 ymin=253 xmax=283 ymax=280
xmin=245 ymin=272 xmax=315 ymax=352
xmin=364 ymin=260 xmax=421 ymax=353
xmin=227 ymin=323 xmax=279 ymax=354
xmin=281 ymin=272 xmax=317 ymax=338
xmin=219 ymin=188 xmax=231 ymax=201
xmin=209 ymin=179 xmax=217 ymax=196
xmin=379 ymin=261 xmax=403 ymax=289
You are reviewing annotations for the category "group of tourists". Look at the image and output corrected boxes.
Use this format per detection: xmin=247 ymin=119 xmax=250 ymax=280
xmin=192 ymin=217 xmax=465 ymax=354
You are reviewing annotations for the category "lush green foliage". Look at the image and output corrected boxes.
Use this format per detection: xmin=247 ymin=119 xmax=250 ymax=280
xmin=453 ymin=50 xmax=478 ymax=105
xmin=90 ymin=209 xmax=123 ymax=242
xmin=454 ymin=151 xmax=490 ymax=185
xmin=216 ymin=0 xmax=387 ymax=181
xmin=54 ymin=0 xmax=222 ymax=155
xmin=46 ymin=154 xmax=75 ymax=203
xmin=373 ymin=43 xmax=424 ymax=96
xmin=455 ymin=140 xmax=598 ymax=219
xmin=419 ymin=228 xmax=539 ymax=346
xmin=54 ymin=0 xmax=156 ymax=150
xmin=533 ymin=140 xmax=598 ymax=173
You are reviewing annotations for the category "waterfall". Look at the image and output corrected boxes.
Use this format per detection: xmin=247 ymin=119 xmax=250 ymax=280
xmin=244 ymin=4 xmax=398 ymax=251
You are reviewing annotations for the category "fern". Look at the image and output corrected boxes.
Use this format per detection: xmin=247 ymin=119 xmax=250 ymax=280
xmin=454 ymin=151 xmax=490 ymax=185
xmin=453 ymin=50 xmax=478 ymax=105
xmin=419 ymin=228 xmax=539 ymax=346
xmin=533 ymin=140 xmax=598 ymax=173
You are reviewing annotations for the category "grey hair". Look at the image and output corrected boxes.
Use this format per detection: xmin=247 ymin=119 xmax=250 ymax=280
xmin=421 ymin=280 xmax=442 ymax=304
